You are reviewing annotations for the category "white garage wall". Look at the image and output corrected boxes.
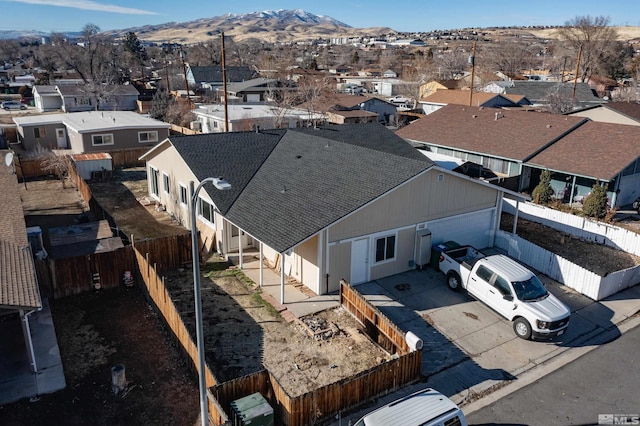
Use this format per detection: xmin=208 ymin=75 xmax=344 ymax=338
xmin=424 ymin=208 xmax=496 ymax=249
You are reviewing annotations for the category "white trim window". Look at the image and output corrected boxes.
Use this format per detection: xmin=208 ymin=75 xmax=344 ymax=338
xmin=162 ymin=172 xmax=170 ymax=195
xmin=179 ymin=184 xmax=188 ymax=206
xmin=198 ymin=197 xmax=215 ymax=225
xmin=92 ymin=133 xmax=114 ymax=146
xmin=138 ymin=130 xmax=159 ymax=143
xmin=34 ymin=127 xmax=46 ymax=139
xmin=374 ymin=234 xmax=396 ymax=263
xmin=150 ymin=167 xmax=159 ymax=197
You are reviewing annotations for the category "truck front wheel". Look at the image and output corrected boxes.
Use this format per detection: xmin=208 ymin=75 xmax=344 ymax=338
xmin=447 ymin=272 xmax=462 ymax=292
xmin=513 ymin=318 xmax=532 ymax=340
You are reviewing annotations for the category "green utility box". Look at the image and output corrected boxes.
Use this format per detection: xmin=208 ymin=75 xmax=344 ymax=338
xmin=430 ymin=240 xmax=461 ymax=269
xmin=230 ymin=392 xmax=274 ymax=426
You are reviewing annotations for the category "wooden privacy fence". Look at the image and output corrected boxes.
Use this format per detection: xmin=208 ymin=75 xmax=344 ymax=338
xmin=107 ymin=148 xmax=150 ymax=168
xmin=340 ymin=280 xmax=412 ymax=354
xmin=14 ymin=156 xmax=49 ymax=179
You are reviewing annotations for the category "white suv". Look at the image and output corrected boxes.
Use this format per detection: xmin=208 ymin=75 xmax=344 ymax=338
xmin=2 ymin=100 xmax=27 ymax=110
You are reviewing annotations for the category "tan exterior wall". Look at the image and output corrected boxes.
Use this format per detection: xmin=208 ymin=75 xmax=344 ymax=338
xmin=570 ymin=109 xmax=640 ymax=126
xmin=328 ymin=241 xmax=351 ymax=293
xmin=329 ymin=169 xmax=496 ymax=242
xmin=296 ymin=235 xmax=319 ymax=292
xmin=145 ymin=142 xmax=219 ymax=252
xmin=369 ymin=227 xmax=415 ymax=281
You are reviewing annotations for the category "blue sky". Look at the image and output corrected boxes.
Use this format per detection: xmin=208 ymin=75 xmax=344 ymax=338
xmin=2 ymin=0 xmax=640 ymax=33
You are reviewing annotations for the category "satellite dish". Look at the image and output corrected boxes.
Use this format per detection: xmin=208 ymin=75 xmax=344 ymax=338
xmin=4 ymin=152 xmax=14 ymax=167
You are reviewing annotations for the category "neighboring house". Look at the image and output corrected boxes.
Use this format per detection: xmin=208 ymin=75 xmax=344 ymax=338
xmin=32 ymin=85 xmax=62 ymax=112
xmin=396 ymin=104 xmax=588 ymax=190
xmin=372 ymin=79 xmax=418 ymax=98
xmin=219 ymin=77 xmax=280 ymax=103
xmin=13 ymin=111 xmax=170 ymax=153
xmin=418 ymin=89 xmax=529 ymax=115
xmin=397 ymin=104 xmax=640 ymax=207
xmin=185 ymin=65 xmax=256 ymax=90
xmin=0 ymin=150 xmax=42 ymax=374
xmin=419 ymin=79 xmax=465 ymax=99
xmin=192 ymin=104 xmax=325 ymax=133
xmin=523 ymin=121 xmax=640 ymax=207
xmin=565 ymin=102 xmax=640 ymax=126
xmin=57 ymin=85 xmax=139 ymax=112
xmin=499 ymin=81 xmax=603 ymax=110
xmin=140 ymin=123 xmax=522 ymax=296
xmin=301 ymin=94 xmax=399 ymax=125
xmin=32 ymin=84 xmax=140 ymax=112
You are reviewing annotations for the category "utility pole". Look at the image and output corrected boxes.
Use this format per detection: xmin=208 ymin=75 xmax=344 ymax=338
xmin=180 ymin=46 xmax=190 ymax=102
xmin=468 ymin=40 xmax=477 ymax=106
xmin=221 ymin=32 xmax=229 ymax=133
xmin=572 ymin=45 xmax=582 ymax=98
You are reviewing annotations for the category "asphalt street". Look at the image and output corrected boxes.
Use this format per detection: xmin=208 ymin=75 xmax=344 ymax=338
xmin=467 ymin=323 xmax=640 ymax=426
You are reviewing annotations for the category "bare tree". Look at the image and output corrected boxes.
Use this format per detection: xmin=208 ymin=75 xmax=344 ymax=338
xmin=30 ymin=146 xmax=70 ymax=188
xmin=433 ymin=49 xmax=469 ymax=79
xmin=485 ymin=41 xmax=537 ymax=78
xmin=542 ymin=84 xmax=576 ymax=114
xmin=556 ymin=16 xmax=619 ymax=82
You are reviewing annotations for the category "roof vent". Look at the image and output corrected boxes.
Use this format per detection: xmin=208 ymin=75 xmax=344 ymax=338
xmin=280 ymin=186 xmax=286 ymax=194
xmin=546 ymin=124 xmax=552 ymax=128
xmin=472 ymin=115 xmax=477 ymax=118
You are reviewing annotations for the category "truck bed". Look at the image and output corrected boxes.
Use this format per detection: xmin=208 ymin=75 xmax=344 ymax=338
xmin=444 ymin=246 xmax=485 ymax=270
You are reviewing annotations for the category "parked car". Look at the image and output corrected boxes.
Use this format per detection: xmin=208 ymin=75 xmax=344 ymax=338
xmin=353 ymin=387 xmax=467 ymax=426
xmin=387 ymin=95 xmax=410 ymax=104
xmin=2 ymin=100 xmax=27 ymax=110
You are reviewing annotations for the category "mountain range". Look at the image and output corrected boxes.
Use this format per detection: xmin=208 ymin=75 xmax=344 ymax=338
xmin=0 ymin=9 xmax=395 ymax=43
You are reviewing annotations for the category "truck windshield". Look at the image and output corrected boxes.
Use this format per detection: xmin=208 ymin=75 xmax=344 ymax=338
xmin=512 ymin=275 xmax=548 ymax=301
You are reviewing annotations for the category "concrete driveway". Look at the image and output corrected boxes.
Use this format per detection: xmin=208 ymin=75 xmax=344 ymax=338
xmin=352 ymin=260 xmax=640 ymax=401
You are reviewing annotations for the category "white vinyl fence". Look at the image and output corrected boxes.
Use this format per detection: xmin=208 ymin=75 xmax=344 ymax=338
xmin=503 ymin=199 xmax=640 ymax=256
xmin=495 ymin=230 xmax=640 ymax=301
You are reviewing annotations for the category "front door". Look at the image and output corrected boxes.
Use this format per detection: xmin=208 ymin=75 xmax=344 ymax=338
xmin=56 ymin=128 xmax=67 ymax=148
xmin=350 ymin=238 xmax=369 ymax=285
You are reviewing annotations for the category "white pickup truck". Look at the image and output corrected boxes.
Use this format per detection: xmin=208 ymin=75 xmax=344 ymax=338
xmin=438 ymin=245 xmax=571 ymax=340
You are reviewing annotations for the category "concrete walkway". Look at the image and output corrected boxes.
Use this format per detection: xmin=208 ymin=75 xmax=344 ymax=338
xmin=0 ymin=298 xmax=66 ymax=405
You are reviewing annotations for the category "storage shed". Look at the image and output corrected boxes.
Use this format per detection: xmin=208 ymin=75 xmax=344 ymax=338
xmin=71 ymin=152 xmax=113 ymax=180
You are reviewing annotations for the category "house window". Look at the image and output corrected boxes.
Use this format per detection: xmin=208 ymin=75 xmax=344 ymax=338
xmin=162 ymin=172 xmax=170 ymax=194
xmin=375 ymin=235 xmax=396 ymax=263
xmin=92 ymin=133 xmax=114 ymax=146
xmin=198 ymin=197 xmax=215 ymax=224
xmin=138 ymin=131 xmax=159 ymax=143
xmin=150 ymin=167 xmax=159 ymax=197
xmin=179 ymin=184 xmax=188 ymax=206
xmin=34 ymin=127 xmax=46 ymax=138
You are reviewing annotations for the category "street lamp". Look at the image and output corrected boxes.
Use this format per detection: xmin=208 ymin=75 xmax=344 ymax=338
xmin=190 ymin=177 xmax=231 ymax=426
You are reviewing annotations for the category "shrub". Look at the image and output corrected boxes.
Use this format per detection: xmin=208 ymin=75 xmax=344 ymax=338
xmin=582 ymin=182 xmax=608 ymax=218
xmin=532 ymin=170 xmax=554 ymax=204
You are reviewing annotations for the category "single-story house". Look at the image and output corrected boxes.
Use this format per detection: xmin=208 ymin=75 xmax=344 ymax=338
xmin=191 ymin=104 xmax=325 ymax=133
xmin=13 ymin=111 xmax=170 ymax=153
xmin=140 ymin=123 xmax=524 ymax=298
xmin=300 ymin=94 xmax=400 ymax=125
xmin=219 ymin=77 xmax=280 ymax=103
xmin=32 ymin=84 xmax=140 ymax=112
xmin=499 ymin=81 xmax=604 ymax=110
xmin=419 ymin=89 xmax=530 ymax=115
xmin=419 ymin=79 xmax=466 ymax=99
xmin=185 ymin=65 xmax=256 ymax=90
xmin=565 ymin=101 xmax=640 ymax=126
xmin=397 ymin=104 xmax=640 ymax=207
xmin=0 ymin=150 xmax=42 ymax=374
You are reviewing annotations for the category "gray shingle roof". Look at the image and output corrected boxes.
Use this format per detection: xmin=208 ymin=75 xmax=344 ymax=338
xmin=501 ymin=81 xmax=602 ymax=105
xmin=0 ymin=151 xmax=41 ymax=310
xmin=169 ymin=124 xmax=432 ymax=253
xmin=189 ymin=66 xmax=256 ymax=84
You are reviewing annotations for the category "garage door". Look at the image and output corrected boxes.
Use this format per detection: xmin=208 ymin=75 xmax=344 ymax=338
xmin=426 ymin=209 xmax=495 ymax=249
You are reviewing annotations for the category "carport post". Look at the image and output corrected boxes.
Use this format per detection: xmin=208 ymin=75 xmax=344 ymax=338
xmin=280 ymin=253 xmax=285 ymax=304
xmin=259 ymin=242 xmax=263 ymax=287
xmin=512 ymin=200 xmax=520 ymax=235
xmin=238 ymin=231 xmax=243 ymax=269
